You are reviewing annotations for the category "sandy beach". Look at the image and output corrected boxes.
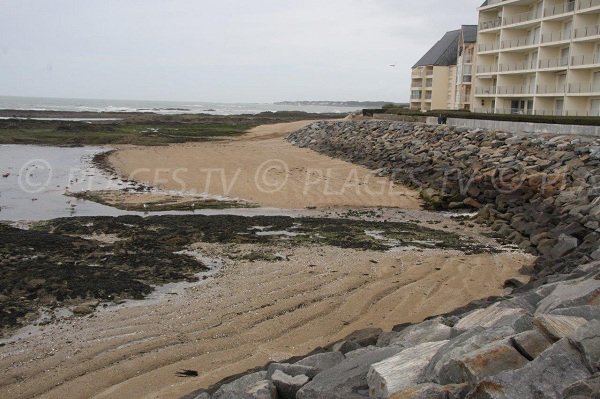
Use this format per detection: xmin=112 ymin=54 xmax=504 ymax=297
xmin=108 ymin=121 xmax=422 ymax=210
xmin=0 ymin=237 xmax=533 ymax=399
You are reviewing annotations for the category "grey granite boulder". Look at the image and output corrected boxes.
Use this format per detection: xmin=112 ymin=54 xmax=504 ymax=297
xmin=437 ymin=338 xmax=528 ymax=385
xmin=343 ymin=327 xmax=383 ymax=347
xmin=550 ymin=305 xmax=600 ymax=321
xmin=332 ymin=340 xmax=361 ymax=354
xmin=536 ymin=278 xmax=600 ymax=314
xmin=570 ymin=320 xmax=600 ymax=372
xmin=533 ymin=314 xmax=589 ymax=341
xmin=562 ymin=374 xmax=600 ymax=399
xmin=453 ymin=305 xmax=530 ymax=333
xmin=271 ymin=370 xmax=309 ymax=399
xmin=420 ymin=326 xmax=518 ymax=384
xmin=266 ymin=363 xmax=318 ymax=379
xmin=212 ymin=372 xmax=276 ymax=399
xmin=509 ymin=329 xmax=553 ymax=360
xmin=367 ymin=340 xmax=448 ymax=398
xmin=382 ymin=319 xmax=453 ymax=348
xmin=296 ymin=346 xmax=403 ymax=399
xmin=468 ymin=339 xmax=592 ymax=399
xmin=295 ymin=351 xmax=344 ymax=372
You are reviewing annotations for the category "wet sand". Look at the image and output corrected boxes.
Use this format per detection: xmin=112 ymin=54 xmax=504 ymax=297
xmin=108 ymin=121 xmax=422 ymax=210
xmin=0 ymin=242 xmax=533 ymax=399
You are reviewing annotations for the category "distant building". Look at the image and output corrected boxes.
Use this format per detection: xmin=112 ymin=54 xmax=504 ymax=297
xmin=473 ymin=0 xmax=600 ymax=116
xmin=410 ymin=25 xmax=477 ymax=112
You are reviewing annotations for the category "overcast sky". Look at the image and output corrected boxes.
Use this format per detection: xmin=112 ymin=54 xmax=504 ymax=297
xmin=1 ymin=0 xmax=482 ymax=103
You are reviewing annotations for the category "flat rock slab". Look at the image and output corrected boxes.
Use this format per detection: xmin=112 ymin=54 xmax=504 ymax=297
xmin=438 ymin=339 xmax=528 ymax=385
xmin=533 ymin=314 xmax=589 ymax=341
xmin=509 ymin=329 xmax=553 ymax=360
xmin=536 ymin=278 xmax=600 ymax=314
xmin=367 ymin=340 xmax=448 ymax=398
xmin=469 ymin=339 xmax=592 ymax=399
xmin=295 ymin=352 xmax=345 ymax=372
xmin=385 ymin=319 xmax=453 ymax=348
xmin=570 ymin=320 xmax=600 ymax=372
xmin=454 ymin=306 xmax=528 ymax=333
xmin=296 ymin=346 xmax=403 ymax=399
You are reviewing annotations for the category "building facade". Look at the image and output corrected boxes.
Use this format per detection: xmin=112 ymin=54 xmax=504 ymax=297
xmin=474 ymin=0 xmax=600 ymax=116
xmin=410 ymin=26 xmax=477 ymax=112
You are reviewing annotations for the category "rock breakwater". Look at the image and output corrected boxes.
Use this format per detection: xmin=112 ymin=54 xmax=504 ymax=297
xmin=183 ymin=121 xmax=600 ymax=399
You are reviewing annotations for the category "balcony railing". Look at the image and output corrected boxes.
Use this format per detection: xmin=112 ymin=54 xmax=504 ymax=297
xmin=496 ymin=85 xmax=535 ymax=95
xmin=477 ymin=64 xmax=499 ymax=74
xmin=480 ymin=18 xmax=502 ymax=30
xmin=503 ymin=10 xmax=541 ymax=26
xmin=478 ymin=42 xmax=500 ymax=52
xmin=410 ymin=94 xmax=422 ymax=100
xmin=475 ymin=86 xmax=497 ymax=95
xmin=574 ymin=25 xmax=600 ymax=39
xmin=541 ymin=30 xmax=572 ymax=43
xmin=544 ymin=1 xmax=575 ymax=17
xmin=538 ymin=56 xmax=570 ymax=69
xmin=567 ymin=82 xmax=600 ymax=93
xmin=501 ymin=36 xmax=539 ymax=49
xmin=571 ymin=53 xmax=600 ymax=66
xmin=578 ymin=0 xmax=600 ymax=10
xmin=537 ymin=84 xmax=567 ymax=94
xmin=498 ymin=60 xmax=537 ymax=72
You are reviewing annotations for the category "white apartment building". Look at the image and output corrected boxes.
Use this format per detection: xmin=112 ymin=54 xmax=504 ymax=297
xmin=474 ymin=0 xmax=600 ymax=116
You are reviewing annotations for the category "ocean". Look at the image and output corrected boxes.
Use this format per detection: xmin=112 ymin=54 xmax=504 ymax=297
xmin=0 ymin=96 xmax=360 ymax=115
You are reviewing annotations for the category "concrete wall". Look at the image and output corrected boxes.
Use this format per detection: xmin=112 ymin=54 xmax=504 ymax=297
xmin=425 ymin=116 xmax=600 ymax=137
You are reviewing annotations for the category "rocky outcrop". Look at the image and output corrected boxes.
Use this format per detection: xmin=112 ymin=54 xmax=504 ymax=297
xmin=185 ymin=121 xmax=600 ymax=399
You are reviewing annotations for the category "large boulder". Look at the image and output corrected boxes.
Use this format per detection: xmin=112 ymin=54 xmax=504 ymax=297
xmin=533 ymin=314 xmax=589 ymax=341
xmin=212 ymin=372 xmax=276 ymax=399
xmin=536 ymin=278 xmax=600 ymax=314
xmin=453 ymin=305 xmax=530 ymax=333
xmin=295 ymin=351 xmax=344 ymax=372
xmin=380 ymin=319 xmax=453 ymax=348
xmin=509 ymin=329 xmax=553 ymax=360
xmin=437 ymin=339 xmax=528 ymax=385
xmin=367 ymin=340 xmax=448 ymax=398
xmin=570 ymin=320 xmax=600 ymax=373
xmin=296 ymin=346 xmax=403 ymax=399
xmin=266 ymin=363 xmax=319 ymax=379
xmin=271 ymin=370 xmax=309 ymax=399
xmin=421 ymin=326 xmax=518 ymax=384
xmin=468 ymin=339 xmax=592 ymax=399
xmin=562 ymin=375 xmax=600 ymax=399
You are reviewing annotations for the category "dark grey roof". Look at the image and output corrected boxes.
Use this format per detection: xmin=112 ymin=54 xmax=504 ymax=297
xmin=480 ymin=1 xmax=489 ymax=6
xmin=462 ymin=25 xmax=478 ymax=43
xmin=413 ymin=29 xmax=461 ymax=68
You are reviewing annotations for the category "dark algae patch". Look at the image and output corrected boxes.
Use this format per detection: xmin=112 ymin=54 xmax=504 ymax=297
xmin=0 ymin=215 xmax=498 ymax=336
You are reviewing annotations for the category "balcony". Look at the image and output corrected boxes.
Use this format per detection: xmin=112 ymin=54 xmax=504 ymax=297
xmin=411 ymin=69 xmax=426 ymax=78
xmin=567 ymin=82 xmax=600 ymax=93
xmin=478 ymin=42 xmax=500 ymax=52
xmin=477 ymin=64 xmax=499 ymax=74
xmin=544 ymin=1 xmax=575 ymax=17
xmin=498 ymin=60 xmax=538 ymax=72
xmin=574 ymin=25 xmax=600 ymax=39
xmin=536 ymin=84 xmax=567 ymax=94
xmin=578 ymin=0 xmax=600 ymax=11
xmin=410 ymin=94 xmax=422 ymax=101
xmin=541 ymin=30 xmax=572 ymax=43
xmin=571 ymin=53 xmax=600 ymax=66
xmin=474 ymin=86 xmax=497 ymax=95
xmin=500 ymin=36 xmax=539 ymax=49
xmin=480 ymin=18 xmax=502 ymax=31
xmin=496 ymin=85 xmax=535 ymax=95
xmin=503 ymin=10 xmax=541 ymax=27
xmin=538 ymin=56 xmax=570 ymax=69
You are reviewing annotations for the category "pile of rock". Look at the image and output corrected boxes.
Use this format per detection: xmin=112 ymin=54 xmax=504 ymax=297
xmin=288 ymin=120 xmax=600 ymax=281
xmin=184 ymin=121 xmax=599 ymax=399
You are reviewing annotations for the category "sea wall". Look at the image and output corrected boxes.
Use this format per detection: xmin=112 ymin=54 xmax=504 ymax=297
xmin=425 ymin=116 xmax=600 ymax=138
xmin=184 ymin=121 xmax=600 ymax=399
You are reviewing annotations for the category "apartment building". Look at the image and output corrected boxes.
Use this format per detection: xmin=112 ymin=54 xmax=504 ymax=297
xmin=410 ymin=26 xmax=477 ymax=112
xmin=474 ymin=0 xmax=600 ymax=116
